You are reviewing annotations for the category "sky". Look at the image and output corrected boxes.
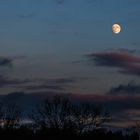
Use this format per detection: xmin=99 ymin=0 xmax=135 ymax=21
xmin=0 ymin=0 xmax=140 ymax=127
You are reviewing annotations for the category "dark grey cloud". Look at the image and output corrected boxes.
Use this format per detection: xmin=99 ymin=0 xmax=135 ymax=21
xmin=0 ymin=74 xmax=77 ymax=92
xmin=0 ymin=56 xmax=27 ymax=89
xmin=86 ymin=51 xmax=140 ymax=76
xmin=22 ymin=77 xmax=77 ymax=92
xmin=1 ymin=91 xmax=140 ymax=115
xmin=112 ymin=109 xmax=140 ymax=122
xmin=0 ymin=91 xmax=71 ymax=113
xmin=0 ymin=55 xmax=25 ymax=68
xmin=0 ymin=75 xmax=28 ymax=88
xmin=0 ymin=57 xmax=13 ymax=67
xmin=72 ymin=94 xmax=140 ymax=115
xmin=105 ymin=109 xmax=140 ymax=128
xmin=46 ymin=78 xmax=76 ymax=85
xmin=23 ymin=85 xmax=64 ymax=91
xmin=107 ymin=82 xmax=140 ymax=95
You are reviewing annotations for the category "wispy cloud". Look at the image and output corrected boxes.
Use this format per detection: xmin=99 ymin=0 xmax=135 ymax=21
xmin=0 ymin=55 xmax=27 ymax=89
xmin=15 ymin=0 xmax=46 ymax=20
xmin=107 ymin=81 xmax=140 ymax=95
xmin=55 ymin=0 xmax=65 ymax=5
xmin=0 ymin=73 xmax=77 ymax=92
xmin=23 ymin=84 xmax=64 ymax=91
xmin=107 ymin=109 xmax=140 ymax=128
xmin=17 ymin=13 xmax=37 ymax=19
xmin=22 ymin=77 xmax=77 ymax=92
xmin=46 ymin=78 xmax=76 ymax=85
xmin=106 ymin=48 xmax=137 ymax=54
xmin=87 ymin=51 xmax=140 ymax=76
xmin=0 ymin=75 xmax=28 ymax=88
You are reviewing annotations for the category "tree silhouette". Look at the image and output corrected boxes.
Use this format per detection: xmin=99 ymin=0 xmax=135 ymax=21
xmin=131 ymin=121 xmax=140 ymax=140
xmin=0 ymin=97 xmax=137 ymax=139
xmin=30 ymin=96 xmax=75 ymax=130
xmin=71 ymin=103 xmax=110 ymax=134
xmin=2 ymin=103 xmax=21 ymax=129
xmin=30 ymin=95 xmax=110 ymax=134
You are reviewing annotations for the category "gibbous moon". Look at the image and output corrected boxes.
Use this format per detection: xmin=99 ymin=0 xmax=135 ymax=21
xmin=112 ymin=24 xmax=121 ymax=34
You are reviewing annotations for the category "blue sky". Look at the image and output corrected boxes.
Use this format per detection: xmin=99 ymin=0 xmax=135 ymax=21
xmin=0 ymin=0 xmax=140 ymax=95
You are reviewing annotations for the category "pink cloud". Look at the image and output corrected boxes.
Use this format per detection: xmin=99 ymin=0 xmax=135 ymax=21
xmin=87 ymin=51 xmax=140 ymax=76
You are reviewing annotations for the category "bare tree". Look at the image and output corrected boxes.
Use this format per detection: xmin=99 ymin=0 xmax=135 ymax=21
xmin=30 ymin=95 xmax=110 ymax=134
xmin=30 ymin=96 xmax=75 ymax=130
xmin=132 ymin=121 xmax=140 ymax=140
xmin=2 ymin=103 xmax=21 ymax=129
xmin=72 ymin=103 xmax=110 ymax=133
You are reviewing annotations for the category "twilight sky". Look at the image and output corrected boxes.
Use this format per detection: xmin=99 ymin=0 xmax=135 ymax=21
xmin=0 ymin=0 xmax=140 ymax=95
xmin=0 ymin=0 xmax=140 ymax=128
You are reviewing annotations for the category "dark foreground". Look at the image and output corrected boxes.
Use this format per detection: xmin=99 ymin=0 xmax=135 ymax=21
xmin=0 ymin=95 xmax=138 ymax=140
xmin=0 ymin=128 xmax=138 ymax=140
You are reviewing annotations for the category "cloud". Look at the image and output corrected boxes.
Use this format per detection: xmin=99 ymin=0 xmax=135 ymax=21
xmin=70 ymin=93 xmax=140 ymax=122
xmin=87 ymin=51 xmax=140 ymax=76
xmin=0 ymin=55 xmax=28 ymax=90
xmin=113 ymin=109 xmax=140 ymax=122
xmin=22 ymin=77 xmax=77 ymax=92
xmin=46 ymin=78 xmax=76 ymax=85
xmin=0 ymin=91 xmax=71 ymax=112
xmin=55 ymin=0 xmax=65 ymax=5
xmin=107 ymin=82 xmax=140 ymax=95
xmin=0 ymin=55 xmax=25 ymax=68
xmin=105 ymin=109 xmax=140 ymax=128
xmin=17 ymin=13 xmax=37 ymax=19
xmin=107 ymin=48 xmax=137 ymax=53
xmin=0 ymin=56 xmax=27 ymax=89
xmin=0 ymin=57 xmax=13 ymax=67
xmin=0 ymin=75 xmax=28 ymax=88
xmin=2 ymin=91 xmax=140 ymax=115
xmin=0 ymin=75 xmax=77 ymax=93
xmin=72 ymin=93 xmax=140 ymax=102
xmin=23 ymin=85 xmax=64 ymax=91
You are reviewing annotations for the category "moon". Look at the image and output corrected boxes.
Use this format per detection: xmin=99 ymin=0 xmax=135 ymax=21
xmin=112 ymin=24 xmax=121 ymax=34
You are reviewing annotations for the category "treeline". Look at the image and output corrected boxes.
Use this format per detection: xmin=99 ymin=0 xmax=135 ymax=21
xmin=0 ymin=95 xmax=138 ymax=140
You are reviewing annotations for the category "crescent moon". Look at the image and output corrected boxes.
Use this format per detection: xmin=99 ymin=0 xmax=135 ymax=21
xmin=112 ymin=24 xmax=121 ymax=34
